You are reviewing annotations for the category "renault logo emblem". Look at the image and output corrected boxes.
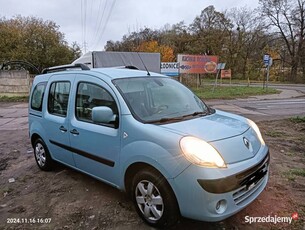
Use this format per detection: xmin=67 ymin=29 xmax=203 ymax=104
xmin=243 ymin=137 xmax=253 ymax=152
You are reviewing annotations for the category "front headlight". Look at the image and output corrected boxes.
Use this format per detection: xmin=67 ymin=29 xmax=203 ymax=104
xmin=180 ymin=136 xmax=226 ymax=168
xmin=247 ymin=119 xmax=265 ymax=145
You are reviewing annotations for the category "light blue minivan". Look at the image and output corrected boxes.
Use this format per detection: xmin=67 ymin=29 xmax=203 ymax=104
xmin=29 ymin=64 xmax=269 ymax=227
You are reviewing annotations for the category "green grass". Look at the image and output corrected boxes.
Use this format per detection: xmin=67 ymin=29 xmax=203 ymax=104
xmin=265 ymin=130 xmax=285 ymax=137
xmin=284 ymin=151 xmax=295 ymax=156
xmin=283 ymin=168 xmax=305 ymax=181
xmin=291 ymin=206 xmax=305 ymax=229
xmin=0 ymin=95 xmax=29 ymax=102
xmin=0 ymin=186 xmax=14 ymax=195
xmin=193 ymin=78 xmax=298 ymax=85
xmin=191 ymin=85 xmax=278 ymax=100
xmin=290 ymin=116 xmax=305 ymax=123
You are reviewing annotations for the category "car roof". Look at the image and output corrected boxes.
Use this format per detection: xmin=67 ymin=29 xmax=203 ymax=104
xmin=89 ymin=68 xmax=166 ymax=80
xmin=35 ymin=67 xmax=167 ymax=83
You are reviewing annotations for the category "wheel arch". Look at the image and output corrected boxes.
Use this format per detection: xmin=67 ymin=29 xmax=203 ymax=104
xmin=124 ymin=162 xmax=158 ymax=195
xmin=30 ymin=133 xmax=53 ymax=160
xmin=124 ymin=162 xmax=179 ymax=209
xmin=31 ymin=133 xmax=42 ymax=147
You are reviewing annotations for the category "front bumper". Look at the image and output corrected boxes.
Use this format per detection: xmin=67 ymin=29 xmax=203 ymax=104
xmin=170 ymin=145 xmax=269 ymax=222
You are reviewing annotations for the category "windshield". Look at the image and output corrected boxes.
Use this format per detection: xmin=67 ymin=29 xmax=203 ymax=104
xmin=113 ymin=77 xmax=210 ymax=123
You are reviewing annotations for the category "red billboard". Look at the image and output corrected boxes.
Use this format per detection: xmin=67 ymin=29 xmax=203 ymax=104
xmin=221 ymin=69 xmax=232 ymax=78
xmin=177 ymin=54 xmax=218 ymax=74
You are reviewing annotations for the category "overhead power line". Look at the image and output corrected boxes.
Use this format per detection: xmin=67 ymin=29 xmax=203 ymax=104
xmin=98 ymin=0 xmax=117 ymax=47
xmin=80 ymin=0 xmax=116 ymax=51
xmin=92 ymin=0 xmax=117 ymax=50
xmin=80 ymin=0 xmax=88 ymax=53
xmin=91 ymin=0 xmax=108 ymax=50
xmin=88 ymin=0 xmax=104 ymax=50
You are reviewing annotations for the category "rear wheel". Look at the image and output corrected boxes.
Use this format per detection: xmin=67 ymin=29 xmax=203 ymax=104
xmin=131 ymin=168 xmax=179 ymax=227
xmin=33 ymin=138 xmax=53 ymax=171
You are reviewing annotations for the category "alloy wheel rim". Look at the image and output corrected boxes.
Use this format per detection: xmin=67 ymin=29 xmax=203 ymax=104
xmin=35 ymin=143 xmax=46 ymax=167
xmin=135 ymin=180 xmax=164 ymax=221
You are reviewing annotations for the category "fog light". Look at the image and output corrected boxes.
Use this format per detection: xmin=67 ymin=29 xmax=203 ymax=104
xmin=215 ymin=199 xmax=227 ymax=214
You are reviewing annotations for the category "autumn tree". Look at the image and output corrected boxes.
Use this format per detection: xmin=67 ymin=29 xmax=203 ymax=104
xmin=134 ymin=40 xmax=174 ymax=62
xmin=158 ymin=22 xmax=193 ymax=56
xmin=105 ymin=27 xmax=159 ymax=52
xmin=259 ymin=0 xmax=305 ymax=81
xmin=104 ymin=40 xmax=123 ymax=51
xmin=104 ymin=4 xmax=305 ymax=82
xmin=0 ymin=16 xmax=81 ymax=72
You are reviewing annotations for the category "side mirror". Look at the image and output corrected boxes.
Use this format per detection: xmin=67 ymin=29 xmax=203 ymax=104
xmin=92 ymin=106 xmax=116 ymax=124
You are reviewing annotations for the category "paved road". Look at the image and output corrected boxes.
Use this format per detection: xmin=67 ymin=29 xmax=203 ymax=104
xmin=207 ymin=97 xmax=305 ymax=121
xmin=204 ymin=83 xmax=305 ymax=121
xmin=253 ymin=83 xmax=305 ymax=94
xmin=0 ymin=103 xmax=28 ymax=131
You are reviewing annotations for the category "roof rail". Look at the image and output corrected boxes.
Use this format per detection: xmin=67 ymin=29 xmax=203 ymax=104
xmin=109 ymin=65 xmax=139 ymax=70
xmin=41 ymin=63 xmax=90 ymax=74
xmin=125 ymin=65 xmax=139 ymax=70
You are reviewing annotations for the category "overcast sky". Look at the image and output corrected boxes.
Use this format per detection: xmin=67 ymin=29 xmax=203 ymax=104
xmin=0 ymin=0 xmax=259 ymax=53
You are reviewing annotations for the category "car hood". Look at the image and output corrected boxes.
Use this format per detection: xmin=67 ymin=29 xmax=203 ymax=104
xmin=161 ymin=110 xmax=261 ymax=164
xmin=161 ymin=110 xmax=249 ymax=142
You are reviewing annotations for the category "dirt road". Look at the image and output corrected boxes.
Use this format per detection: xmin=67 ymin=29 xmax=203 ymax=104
xmin=0 ymin=102 xmax=304 ymax=229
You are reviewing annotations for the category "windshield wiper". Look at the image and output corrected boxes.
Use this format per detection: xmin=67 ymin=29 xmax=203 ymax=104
xmin=147 ymin=116 xmax=184 ymax=124
xmin=147 ymin=111 xmax=210 ymax=124
xmin=183 ymin=111 xmax=208 ymax=118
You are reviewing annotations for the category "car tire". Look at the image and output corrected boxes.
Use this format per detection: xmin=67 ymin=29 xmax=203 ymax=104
xmin=33 ymin=138 xmax=53 ymax=171
xmin=131 ymin=168 xmax=180 ymax=228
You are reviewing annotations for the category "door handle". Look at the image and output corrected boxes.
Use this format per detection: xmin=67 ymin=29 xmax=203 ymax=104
xmin=59 ymin=126 xmax=67 ymax=133
xmin=70 ymin=129 xmax=79 ymax=135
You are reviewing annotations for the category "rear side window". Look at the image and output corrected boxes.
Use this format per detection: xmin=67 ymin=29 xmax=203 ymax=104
xmin=31 ymin=82 xmax=46 ymax=111
xmin=48 ymin=81 xmax=71 ymax=117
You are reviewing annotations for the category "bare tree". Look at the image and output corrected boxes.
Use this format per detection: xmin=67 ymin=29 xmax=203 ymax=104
xmin=190 ymin=5 xmax=233 ymax=55
xmin=259 ymin=0 xmax=305 ymax=81
xmin=227 ymin=7 xmax=268 ymax=80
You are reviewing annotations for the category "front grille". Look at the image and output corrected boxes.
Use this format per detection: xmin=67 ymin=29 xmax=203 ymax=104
xmin=233 ymin=154 xmax=269 ymax=206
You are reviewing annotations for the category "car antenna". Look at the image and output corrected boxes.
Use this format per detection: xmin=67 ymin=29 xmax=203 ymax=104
xmin=137 ymin=52 xmax=150 ymax=76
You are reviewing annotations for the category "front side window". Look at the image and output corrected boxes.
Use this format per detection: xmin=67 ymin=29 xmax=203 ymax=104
xmin=76 ymin=82 xmax=118 ymax=126
xmin=114 ymin=77 xmax=209 ymax=123
xmin=48 ymin=81 xmax=71 ymax=117
xmin=31 ymin=82 xmax=46 ymax=111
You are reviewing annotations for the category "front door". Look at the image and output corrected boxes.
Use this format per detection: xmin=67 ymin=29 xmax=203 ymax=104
xmin=69 ymin=74 xmax=121 ymax=185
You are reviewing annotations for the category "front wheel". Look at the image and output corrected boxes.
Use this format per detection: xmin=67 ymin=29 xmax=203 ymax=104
xmin=131 ymin=169 xmax=180 ymax=227
xmin=33 ymin=138 xmax=53 ymax=171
